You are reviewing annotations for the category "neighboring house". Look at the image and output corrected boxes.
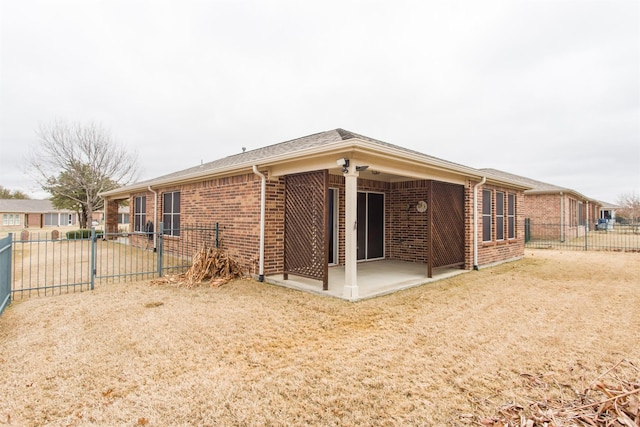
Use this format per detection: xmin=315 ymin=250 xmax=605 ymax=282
xmin=0 ymin=199 xmax=78 ymax=229
xmin=101 ymin=129 xmax=531 ymax=300
xmin=597 ymin=201 xmax=618 ymax=230
xmin=599 ymin=202 xmax=617 ymax=220
xmin=116 ymin=206 xmax=130 ymax=227
xmin=480 ymin=169 xmax=602 ymax=241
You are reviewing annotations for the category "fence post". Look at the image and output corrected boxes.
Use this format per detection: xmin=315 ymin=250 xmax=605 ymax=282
xmin=157 ymin=222 xmax=164 ymax=277
xmin=216 ymin=222 xmax=219 ymax=248
xmin=90 ymin=227 xmax=96 ymax=290
xmin=0 ymin=233 xmax=13 ymax=316
xmin=584 ymin=223 xmax=589 ymax=251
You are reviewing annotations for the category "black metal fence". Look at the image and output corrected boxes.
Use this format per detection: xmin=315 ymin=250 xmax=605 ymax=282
xmin=525 ymin=220 xmax=640 ymax=252
xmin=5 ymin=223 xmax=219 ymax=302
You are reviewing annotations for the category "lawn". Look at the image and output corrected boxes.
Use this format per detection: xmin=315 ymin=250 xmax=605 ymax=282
xmin=0 ymin=250 xmax=638 ymax=426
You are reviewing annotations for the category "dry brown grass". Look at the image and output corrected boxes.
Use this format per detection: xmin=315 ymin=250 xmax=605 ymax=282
xmin=0 ymin=250 xmax=638 ymax=426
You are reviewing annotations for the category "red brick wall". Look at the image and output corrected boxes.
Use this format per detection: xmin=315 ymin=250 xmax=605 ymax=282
xmin=126 ymin=173 xmax=286 ymax=277
xmin=171 ymin=174 xmax=262 ymax=275
xmin=525 ymin=193 xmax=558 ymax=223
xmin=104 ymin=199 xmax=120 ymax=233
xmin=387 ymin=181 xmax=429 ymax=263
xmin=263 ymin=176 xmax=285 ymax=275
xmin=524 ymin=193 xmax=591 ymax=241
xmin=121 ymin=172 xmax=526 ymax=277
xmin=471 ymin=181 xmax=525 ymax=268
xmin=27 ymin=213 xmax=41 ymax=228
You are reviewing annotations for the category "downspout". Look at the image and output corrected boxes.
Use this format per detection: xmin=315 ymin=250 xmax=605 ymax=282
xmin=473 ymin=176 xmax=487 ymax=270
xmin=148 ymin=186 xmax=158 ymax=251
xmin=252 ymin=165 xmax=266 ymax=282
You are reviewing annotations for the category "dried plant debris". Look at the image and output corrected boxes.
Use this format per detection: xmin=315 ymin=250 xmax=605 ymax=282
xmin=144 ymin=301 xmax=164 ymax=308
xmin=151 ymin=247 xmax=243 ymax=288
xmin=476 ymin=359 xmax=639 ymax=427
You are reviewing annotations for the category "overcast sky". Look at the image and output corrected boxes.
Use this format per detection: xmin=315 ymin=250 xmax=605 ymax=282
xmin=1 ymin=0 xmax=638 ymax=204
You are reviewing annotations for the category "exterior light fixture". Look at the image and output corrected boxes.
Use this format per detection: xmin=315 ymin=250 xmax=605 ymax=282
xmin=337 ymin=158 xmax=350 ymax=173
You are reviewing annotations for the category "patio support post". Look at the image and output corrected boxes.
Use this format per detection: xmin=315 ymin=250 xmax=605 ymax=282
xmin=343 ymin=164 xmax=359 ymax=300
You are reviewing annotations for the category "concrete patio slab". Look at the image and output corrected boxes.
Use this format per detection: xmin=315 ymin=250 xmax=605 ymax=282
xmin=265 ymin=259 xmax=468 ymax=301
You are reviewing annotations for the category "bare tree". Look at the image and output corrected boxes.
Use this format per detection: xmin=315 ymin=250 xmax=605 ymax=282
xmin=616 ymin=191 xmax=640 ymax=225
xmin=29 ymin=120 xmax=138 ymax=228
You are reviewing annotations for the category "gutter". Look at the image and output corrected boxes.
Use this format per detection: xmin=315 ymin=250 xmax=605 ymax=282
xmin=252 ymin=166 xmax=266 ymax=282
xmin=148 ymin=186 xmax=158 ymax=251
xmin=473 ymin=176 xmax=487 ymax=270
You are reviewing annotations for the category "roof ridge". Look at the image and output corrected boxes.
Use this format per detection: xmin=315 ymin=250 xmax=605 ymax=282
xmin=335 ymin=128 xmax=356 ymax=140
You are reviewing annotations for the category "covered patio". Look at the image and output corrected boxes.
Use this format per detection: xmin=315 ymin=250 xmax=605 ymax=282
xmin=266 ymin=259 xmax=467 ymax=301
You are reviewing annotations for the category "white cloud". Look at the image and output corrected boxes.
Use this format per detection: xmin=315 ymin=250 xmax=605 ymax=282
xmin=1 ymin=0 xmax=638 ymax=203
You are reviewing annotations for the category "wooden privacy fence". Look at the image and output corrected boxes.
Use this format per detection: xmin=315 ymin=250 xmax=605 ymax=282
xmin=2 ymin=223 xmax=220 ymax=306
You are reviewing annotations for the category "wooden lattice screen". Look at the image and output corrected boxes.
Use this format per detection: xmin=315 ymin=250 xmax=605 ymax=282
xmin=428 ymin=180 xmax=465 ymax=275
xmin=284 ymin=170 xmax=329 ymax=290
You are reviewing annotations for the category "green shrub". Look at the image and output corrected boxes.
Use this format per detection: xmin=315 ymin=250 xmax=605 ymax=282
xmin=65 ymin=229 xmax=104 ymax=240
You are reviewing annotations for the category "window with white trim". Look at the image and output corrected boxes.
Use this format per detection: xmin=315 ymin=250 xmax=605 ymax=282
xmin=3 ymin=214 xmax=20 ymax=226
xmin=134 ymin=196 xmax=146 ymax=232
xmin=496 ymin=191 xmax=505 ymax=241
xmin=44 ymin=213 xmax=58 ymax=226
xmin=162 ymin=191 xmax=180 ymax=236
xmin=508 ymin=193 xmax=515 ymax=239
xmin=482 ymin=189 xmax=492 ymax=242
xmin=578 ymin=202 xmax=585 ymax=226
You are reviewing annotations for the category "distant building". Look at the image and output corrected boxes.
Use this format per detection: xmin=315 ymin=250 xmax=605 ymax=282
xmin=0 ymin=199 xmax=78 ymax=229
xmin=480 ymin=169 xmax=602 ymax=241
xmin=598 ymin=202 xmax=617 ymax=221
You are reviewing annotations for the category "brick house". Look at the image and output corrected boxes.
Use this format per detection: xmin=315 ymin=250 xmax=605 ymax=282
xmin=101 ymin=129 xmax=530 ymax=300
xmin=0 ymin=199 xmax=78 ymax=230
xmin=480 ymin=169 xmax=601 ymax=242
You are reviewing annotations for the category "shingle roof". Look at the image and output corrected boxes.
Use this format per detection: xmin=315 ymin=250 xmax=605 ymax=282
xmin=103 ymin=128 xmax=531 ymax=197
xmin=479 ymin=168 xmax=565 ymax=192
xmin=479 ymin=168 xmax=595 ymax=201
xmin=0 ymin=199 xmax=65 ymax=213
xmin=138 ymin=129 xmax=349 ymax=185
xmin=118 ymin=128 xmax=479 ymax=189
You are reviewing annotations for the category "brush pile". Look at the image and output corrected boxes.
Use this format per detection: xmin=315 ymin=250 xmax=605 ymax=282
xmin=152 ymin=246 xmax=243 ymax=288
xmin=477 ymin=360 xmax=639 ymax=427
